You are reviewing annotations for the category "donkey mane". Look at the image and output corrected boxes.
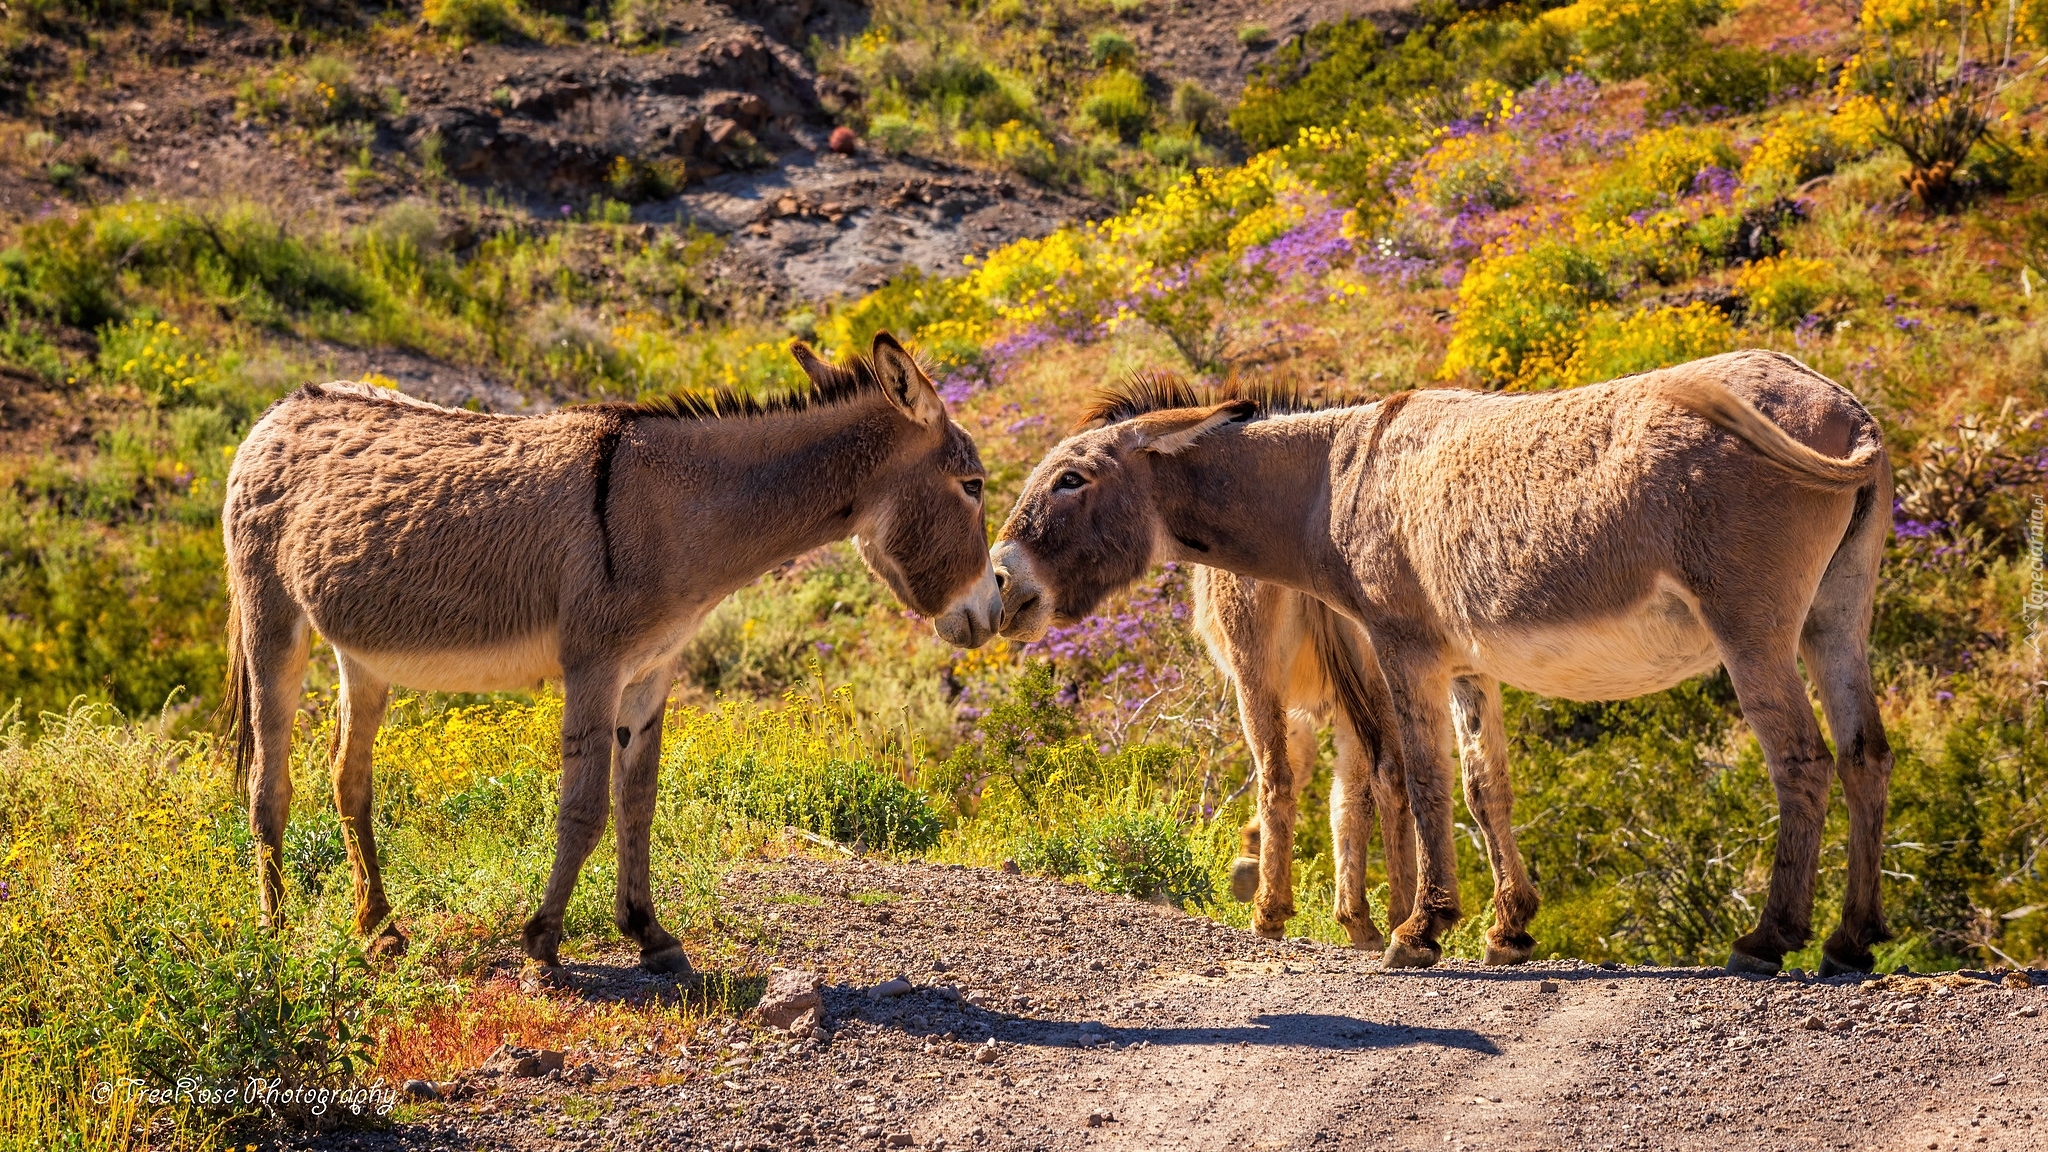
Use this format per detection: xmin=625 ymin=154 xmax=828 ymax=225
xmin=1074 ymin=370 xmax=1348 ymax=432
xmin=624 ymin=344 xmax=891 ymax=422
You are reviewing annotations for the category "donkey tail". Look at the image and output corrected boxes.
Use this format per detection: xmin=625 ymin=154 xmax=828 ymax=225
xmin=1302 ymin=595 xmax=1392 ymax=769
xmin=215 ymin=590 xmax=255 ymax=802
xmin=1655 ymin=375 xmax=1880 ymax=489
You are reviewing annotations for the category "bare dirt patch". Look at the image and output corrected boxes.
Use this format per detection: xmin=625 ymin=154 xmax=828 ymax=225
xmin=304 ymin=858 xmax=2048 ymax=1152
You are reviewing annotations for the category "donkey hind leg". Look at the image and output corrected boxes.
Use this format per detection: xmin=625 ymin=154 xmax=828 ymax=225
xmin=1328 ymin=716 xmax=1383 ymax=951
xmin=522 ymin=665 xmax=625 ymax=967
xmin=1245 ymin=694 xmax=1305 ymax=939
xmin=333 ymin=653 xmax=403 ymax=958
xmin=1382 ymin=649 xmax=1460 ymax=969
xmin=612 ymin=664 xmax=691 ymax=976
xmin=1719 ymin=642 xmax=1837 ymax=976
xmin=1450 ymin=675 xmax=1539 ymax=966
xmin=1802 ymin=563 xmax=1894 ymax=974
xmin=246 ymin=604 xmax=311 ymax=929
xmin=1231 ymin=820 xmax=1261 ymax=903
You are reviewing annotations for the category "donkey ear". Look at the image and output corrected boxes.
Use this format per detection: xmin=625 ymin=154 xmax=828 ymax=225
xmin=790 ymin=341 xmax=844 ymax=388
xmin=870 ymin=332 xmax=945 ymax=428
xmin=1127 ymin=399 xmax=1257 ymax=455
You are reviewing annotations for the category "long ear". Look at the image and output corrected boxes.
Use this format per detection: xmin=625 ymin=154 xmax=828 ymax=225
xmin=1126 ymin=399 xmax=1257 ymax=455
xmin=789 ymin=341 xmax=860 ymax=391
xmin=870 ymin=332 xmax=945 ymax=428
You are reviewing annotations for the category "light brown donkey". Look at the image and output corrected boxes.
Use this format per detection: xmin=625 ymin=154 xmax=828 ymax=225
xmin=993 ymin=351 xmax=1893 ymax=976
xmin=221 ymin=334 xmax=1001 ymax=973
xmin=1191 ymin=564 xmax=1418 ymax=952
xmin=1195 ymin=567 xmax=1539 ymax=964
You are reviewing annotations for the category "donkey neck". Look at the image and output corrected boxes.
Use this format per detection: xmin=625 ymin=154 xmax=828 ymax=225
xmin=1148 ymin=412 xmax=1351 ymax=604
xmin=636 ymin=394 xmax=916 ymax=585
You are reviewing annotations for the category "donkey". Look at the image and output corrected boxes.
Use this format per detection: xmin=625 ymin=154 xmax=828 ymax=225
xmin=1195 ymin=567 xmax=1537 ymax=963
xmin=221 ymin=333 xmax=1001 ymax=974
xmin=1191 ymin=564 xmax=1416 ymax=951
xmin=992 ymin=350 xmax=1893 ymax=976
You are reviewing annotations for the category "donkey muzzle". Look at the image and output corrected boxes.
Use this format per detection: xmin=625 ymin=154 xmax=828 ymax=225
xmin=933 ymin=567 xmax=1002 ymax=649
xmin=990 ymin=540 xmax=1052 ymax=642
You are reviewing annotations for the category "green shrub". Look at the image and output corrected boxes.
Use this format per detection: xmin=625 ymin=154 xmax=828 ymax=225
xmin=423 ymin=0 xmax=531 ymax=41
xmin=1579 ymin=126 xmax=1739 ymax=223
xmin=1645 ymin=46 xmax=1814 ymax=119
xmin=867 ymin=112 xmax=927 ymax=154
xmin=1577 ymin=0 xmax=1729 ymax=81
xmin=1169 ymin=81 xmax=1223 ymax=135
xmin=1238 ymin=24 xmax=1269 ymax=47
xmin=1082 ymin=813 xmax=1212 ymax=905
xmin=1578 ymin=302 xmax=1738 ymax=382
xmin=1440 ymin=238 xmax=1612 ymax=388
xmin=1081 ymin=71 xmax=1151 ymax=141
xmin=1088 ymin=30 xmax=1136 ymax=69
xmin=1734 ymin=254 xmax=1833 ymax=326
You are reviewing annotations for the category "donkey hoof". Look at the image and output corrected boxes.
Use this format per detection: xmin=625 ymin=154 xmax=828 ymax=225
xmin=1251 ymin=920 xmax=1286 ymax=941
xmin=1228 ymin=857 xmax=1259 ymax=903
xmin=1346 ymin=934 xmax=1387 ymax=954
xmin=1817 ymin=950 xmax=1871 ymax=979
xmin=1481 ymin=942 xmax=1532 ymax=967
xmin=641 ymin=945 xmax=695 ymax=977
xmin=1383 ymin=939 xmax=1440 ymax=969
xmin=366 ymin=926 xmax=409 ymax=962
xmin=1726 ymin=949 xmax=1782 ymax=977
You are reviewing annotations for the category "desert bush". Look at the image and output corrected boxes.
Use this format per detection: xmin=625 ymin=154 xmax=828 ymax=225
xmin=1644 ymin=46 xmax=1814 ymax=119
xmin=1851 ymin=0 xmax=2028 ymax=207
xmin=236 ymin=55 xmax=367 ymax=129
xmin=1080 ymin=70 xmax=1151 ymax=141
xmin=1578 ymin=301 xmax=1738 ymax=381
xmin=1088 ymin=29 xmax=1136 ymax=69
xmin=1572 ymin=0 xmax=1730 ymax=81
xmin=1440 ymin=238 xmax=1612 ymax=388
xmin=423 ymin=0 xmax=532 ymax=41
xmin=1017 ymin=812 xmax=1213 ymax=905
xmin=1169 ymin=81 xmax=1223 ymax=135
xmin=867 ymin=111 xmax=927 ymax=154
xmin=1410 ymin=132 xmax=1523 ymax=213
xmin=1733 ymin=253 xmax=1833 ymax=326
xmin=1579 ymin=126 xmax=1740 ymax=223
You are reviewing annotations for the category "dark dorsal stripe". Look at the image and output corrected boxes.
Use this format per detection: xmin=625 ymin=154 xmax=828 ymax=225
xmin=591 ymin=414 xmax=626 ymax=582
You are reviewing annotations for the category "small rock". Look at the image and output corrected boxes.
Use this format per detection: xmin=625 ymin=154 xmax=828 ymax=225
xmin=2003 ymin=971 xmax=2033 ymax=990
xmin=1000 ymin=859 xmax=1021 ymax=874
xmin=1797 ymin=1015 xmax=1825 ymax=1030
xmin=1598 ymin=960 xmax=1620 ymax=971
xmin=885 ymin=1133 xmax=914 ymax=1148
xmin=1079 ymin=1021 xmax=1103 ymax=1033
xmin=1199 ymin=965 xmax=1226 ymax=978
xmin=1085 ymin=958 xmax=1105 ymax=972
xmin=1085 ymin=1111 xmax=1114 ymax=1127
xmin=973 ymin=1044 xmax=998 ymax=1064
xmin=858 ymin=1125 xmax=882 ymax=1139
xmin=791 ymin=1005 xmax=826 ymax=1036
xmin=401 ymin=1079 xmax=437 ymax=1101
xmin=1538 ymin=980 xmax=1560 ymax=994
xmin=933 ymin=985 xmax=962 ymax=1003
xmin=2017 ymin=1006 xmax=2039 ymax=1018
xmin=828 ymin=125 xmax=860 ymax=154
xmin=753 ymin=968 xmax=824 ymax=1029
xmin=870 ymin=977 xmax=914 ymax=999
xmin=1989 ymin=1073 xmax=2009 ymax=1086
xmin=479 ymin=1043 xmax=566 ymax=1079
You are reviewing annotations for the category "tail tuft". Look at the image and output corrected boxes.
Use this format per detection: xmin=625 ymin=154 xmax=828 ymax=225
xmin=214 ymin=596 xmax=255 ymax=801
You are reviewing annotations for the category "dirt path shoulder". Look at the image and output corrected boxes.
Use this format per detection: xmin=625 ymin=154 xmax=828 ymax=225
xmin=320 ymin=859 xmax=2048 ymax=1152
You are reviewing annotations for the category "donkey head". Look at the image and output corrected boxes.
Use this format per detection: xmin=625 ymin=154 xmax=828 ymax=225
xmin=794 ymin=333 xmax=1001 ymax=648
xmin=991 ymin=398 xmax=1255 ymax=641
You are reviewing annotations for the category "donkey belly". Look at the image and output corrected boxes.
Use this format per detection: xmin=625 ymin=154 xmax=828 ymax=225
xmin=1471 ymin=581 xmax=1722 ymax=702
xmin=348 ymin=632 xmax=564 ymax=692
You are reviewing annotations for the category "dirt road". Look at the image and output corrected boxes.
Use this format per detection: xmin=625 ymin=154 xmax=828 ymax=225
xmin=337 ymin=859 xmax=2048 ymax=1152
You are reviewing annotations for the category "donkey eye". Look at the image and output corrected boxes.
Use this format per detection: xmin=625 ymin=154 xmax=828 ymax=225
xmin=1053 ymin=470 xmax=1087 ymax=491
xmin=961 ymin=478 xmax=983 ymax=499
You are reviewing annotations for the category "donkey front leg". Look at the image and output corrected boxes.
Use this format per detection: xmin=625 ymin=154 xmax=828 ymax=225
xmin=612 ymin=664 xmax=690 ymax=976
xmin=1381 ymin=646 xmax=1460 ymax=969
xmin=1450 ymin=675 xmax=1539 ymax=966
xmin=333 ymin=653 xmax=403 ymax=958
xmin=1718 ymin=644 xmax=1837 ymax=975
xmin=522 ymin=665 xmax=625 ymax=968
